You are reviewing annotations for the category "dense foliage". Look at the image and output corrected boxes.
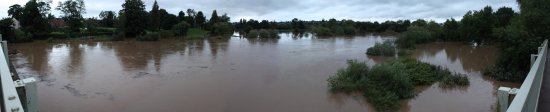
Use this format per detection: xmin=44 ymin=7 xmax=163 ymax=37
xmin=366 ymin=41 xmax=396 ymax=56
xmin=56 ymin=0 xmax=86 ymax=36
xmin=19 ymin=0 xmax=50 ymax=39
xmin=245 ymin=29 xmax=279 ymax=38
xmin=328 ymin=59 xmax=469 ymax=111
xmin=482 ymin=1 xmax=550 ymax=82
xmin=120 ymin=0 xmax=148 ymax=38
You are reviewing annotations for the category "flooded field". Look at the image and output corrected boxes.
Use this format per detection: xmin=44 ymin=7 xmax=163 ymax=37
xmin=9 ymin=33 xmax=519 ymax=112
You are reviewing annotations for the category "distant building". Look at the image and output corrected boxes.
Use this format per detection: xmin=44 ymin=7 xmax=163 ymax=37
xmin=48 ymin=18 xmax=66 ymax=28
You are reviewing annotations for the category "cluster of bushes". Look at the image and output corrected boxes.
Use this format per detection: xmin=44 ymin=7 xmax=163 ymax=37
xmin=396 ymin=26 xmax=434 ymax=49
xmin=245 ymin=29 xmax=279 ymax=38
xmin=366 ymin=41 xmax=396 ymax=56
xmin=310 ymin=24 xmax=358 ymax=36
xmin=327 ymin=58 xmax=469 ymax=111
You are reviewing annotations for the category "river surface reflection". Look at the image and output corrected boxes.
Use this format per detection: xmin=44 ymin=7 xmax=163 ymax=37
xmin=9 ymin=33 xmax=518 ymax=112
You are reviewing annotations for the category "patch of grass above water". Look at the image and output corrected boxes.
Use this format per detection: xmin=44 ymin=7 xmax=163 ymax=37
xmin=327 ymin=58 xmax=469 ymax=111
xmin=187 ymin=28 xmax=209 ymax=39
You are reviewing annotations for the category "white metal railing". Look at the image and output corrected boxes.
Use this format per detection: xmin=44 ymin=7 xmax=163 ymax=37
xmin=499 ymin=39 xmax=548 ymax=112
xmin=0 ymin=34 xmax=38 ymax=112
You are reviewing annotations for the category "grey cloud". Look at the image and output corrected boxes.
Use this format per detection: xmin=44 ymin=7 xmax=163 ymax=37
xmin=1 ymin=0 xmax=518 ymax=22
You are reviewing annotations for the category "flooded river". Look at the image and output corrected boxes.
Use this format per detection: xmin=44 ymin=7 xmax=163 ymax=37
xmin=9 ymin=33 xmax=519 ymax=112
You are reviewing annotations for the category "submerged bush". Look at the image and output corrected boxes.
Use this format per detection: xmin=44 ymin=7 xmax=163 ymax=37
xmin=364 ymin=63 xmax=415 ymax=111
xmin=440 ymin=74 xmax=470 ymax=88
xmin=111 ymin=32 xmax=125 ymax=41
xmin=137 ymin=32 xmax=159 ymax=41
xmin=366 ymin=41 xmax=397 ymax=56
xmin=159 ymin=30 xmax=175 ymax=38
xmin=246 ymin=30 xmax=259 ymax=38
xmin=327 ymin=58 xmax=470 ymax=111
xmin=247 ymin=29 xmax=279 ymax=38
xmin=311 ymin=26 xmax=333 ymax=36
xmin=172 ymin=21 xmax=191 ymax=36
xmin=327 ymin=60 xmax=369 ymax=92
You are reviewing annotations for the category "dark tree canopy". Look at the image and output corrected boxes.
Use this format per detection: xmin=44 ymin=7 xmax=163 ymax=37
xmin=494 ymin=7 xmax=517 ymax=28
xmin=177 ymin=11 xmax=185 ymax=22
xmin=195 ymin=11 xmax=205 ymax=28
xmin=120 ymin=0 xmax=148 ymax=37
xmin=20 ymin=0 xmax=50 ymax=39
xmin=99 ymin=11 xmax=117 ymax=27
xmin=442 ymin=18 xmax=459 ymax=41
xmin=8 ymin=5 xmax=24 ymax=20
xmin=186 ymin=9 xmax=196 ymax=27
xmin=159 ymin=9 xmax=178 ymax=30
xmin=209 ymin=10 xmax=219 ymax=23
xmin=149 ymin=0 xmax=160 ymax=31
xmin=56 ymin=0 xmax=86 ymax=33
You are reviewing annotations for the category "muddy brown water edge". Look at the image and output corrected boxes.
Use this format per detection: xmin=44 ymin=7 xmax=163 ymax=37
xmin=9 ymin=34 xmax=519 ymax=112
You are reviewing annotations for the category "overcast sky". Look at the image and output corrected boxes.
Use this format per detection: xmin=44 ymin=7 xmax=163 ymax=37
xmin=0 ymin=0 xmax=519 ymax=22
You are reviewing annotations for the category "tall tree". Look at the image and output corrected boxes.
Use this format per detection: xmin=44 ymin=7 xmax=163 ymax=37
xmin=517 ymin=0 xmax=550 ymax=38
xmin=484 ymin=0 xmax=550 ymax=82
xmin=186 ymin=9 xmax=196 ymax=27
xmin=120 ymin=0 xmax=148 ymax=37
xmin=177 ymin=11 xmax=185 ymax=22
xmin=159 ymin=9 xmax=178 ymax=30
xmin=56 ymin=0 xmax=86 ymax=34
xmin=195 ymin=11 xmax=205 ymax=28
xmin=149 ymin=0 xmax=160 ymax=31
xmin=209 ymin=10 xmax=219 ymax=23
xmin=99 ymin=11 xmax=116 ymax=27
xmin=8 ymin=5 xmax=24 ymax=20
xmin=37 ymin=0 xmax=51 ymax=18
xmin=20 ymin=0 xmax=50 ymax=39
xmin=442 ymin=18 xmax=459 ymax=41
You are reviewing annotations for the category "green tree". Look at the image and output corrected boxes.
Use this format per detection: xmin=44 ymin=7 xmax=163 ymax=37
xmin=442 ymin=18 xmax=460 ymax=41
xmin=0 ymin=18 xmax=14 ymax=41
xmin=196 ymin=11 xmax=205 ymax=28
xmin=8 ymin=5 xmax=24 ymax=20
xmin=186 ymin=9 xmax=196 ymax=27
xmin=411 ymin=19 xmax=427 ymax=27
xmin=425 ymin=21 xmax=443 ymax=40
xmin=206 ymin=10 xmax=219 ymax=30
xmin=485 ymin=0 xmax=550 ymax=82
xmin=99 ymin=11 xmax=117 ymax=27
xmin=172 ymin=21 xmax=190 ymax=36
xmin=149 ymin=0 xmax=160 ymax=31
xmin=37 ymin=0 xmax=51 ymax=18
xmin=120 ymin=0 xmax=148 ymax=38
xmin=494 ymin=7 xmax=517 ymax=28
xmin=20 ymin=0 xmax=50 ymax=39
xmin=177 ymin=11 xmax=185 ymax=22
xmin=209 ymin=10 xmax=219 ymax=23
xmin=56 ymin=0 xmax=86 ymax=34
xmin=159 ymin=9 xmax=178 ymax=30
xmin=459 ymin=6 xmax=496 ymax=42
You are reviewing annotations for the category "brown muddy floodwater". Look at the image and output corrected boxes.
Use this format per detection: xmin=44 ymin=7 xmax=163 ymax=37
xmin=9 ymin=33 xmax=519 ymax=112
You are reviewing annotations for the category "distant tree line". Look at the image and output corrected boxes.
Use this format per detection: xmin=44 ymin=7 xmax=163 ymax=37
xmin=0 ymin=0 xmax=234 ymax=42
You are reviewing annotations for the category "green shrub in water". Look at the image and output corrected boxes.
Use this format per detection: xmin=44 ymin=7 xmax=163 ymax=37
xmin=366 ymin=41 xmax=396 ymax=56
xmin=327 ymin=58 xmax=470 ymax=111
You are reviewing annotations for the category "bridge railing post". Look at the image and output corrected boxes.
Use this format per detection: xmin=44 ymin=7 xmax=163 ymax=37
xmin=498 ymin=87 xmax=519 ymax=112
xmin=0 ymin=34 xmax=6 ymax=66
xmin=531 ymin=54 xmax=538 ymax=67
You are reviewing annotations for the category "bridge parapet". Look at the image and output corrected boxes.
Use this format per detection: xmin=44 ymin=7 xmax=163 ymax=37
xmin=499 ymin=39 xmax=548 ymax=112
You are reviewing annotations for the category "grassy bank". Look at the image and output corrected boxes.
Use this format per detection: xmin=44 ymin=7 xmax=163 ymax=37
xmin=327 ymin=58 xmax=469 ymax=111
xmin=186 ymin=28 xmax=209 ymax=39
